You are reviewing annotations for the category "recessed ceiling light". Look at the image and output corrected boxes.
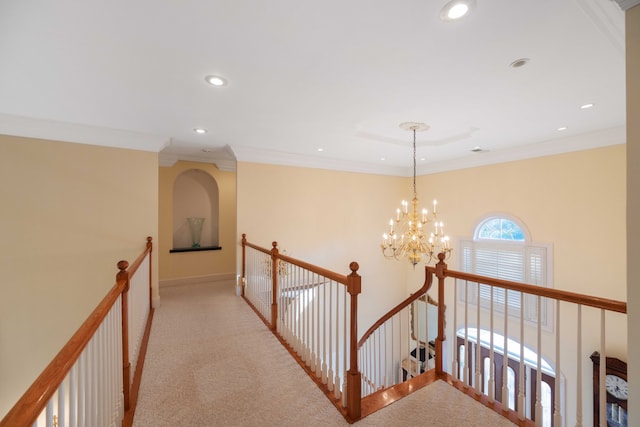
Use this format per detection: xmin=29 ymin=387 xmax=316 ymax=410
xmin=381 ymin=157 xmax=386 ymax=161
xmin=193 ymin=128 xmax=208 ymax=134
xmin=557 ymin=126 xmax=568 ymax=131
xmin=420 ymin=157 xmax=426 ymax=161
xmin=510 ymin=58 xmax=530 ymax=68
xmin=471 ymin=146 xmax=483 ymax=152
xmin=440 ymin=0 xmax=476 ymax=21
xmin=204 ymin=75 xmax=227 ymax=87
xmin=317 ymin=148 xmax=324 ymax=152
xmin=580 ymin=103 xmax=594 ymax=109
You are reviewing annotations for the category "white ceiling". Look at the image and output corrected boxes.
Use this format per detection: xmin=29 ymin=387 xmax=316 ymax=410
xmin=0 ymin=0 xmax=628 ymax=176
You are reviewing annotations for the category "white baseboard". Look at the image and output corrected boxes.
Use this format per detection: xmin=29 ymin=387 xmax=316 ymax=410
xmin=159 ymin=272 xmax=236 ymax=288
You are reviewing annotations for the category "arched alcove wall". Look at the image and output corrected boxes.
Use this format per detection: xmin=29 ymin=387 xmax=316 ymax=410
xmin=172 ymin=169 xmax=219 ymax=249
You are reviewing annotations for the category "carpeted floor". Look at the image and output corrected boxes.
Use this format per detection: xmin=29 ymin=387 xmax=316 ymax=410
xmin=133 ymin=281 xmax=515 ymax=426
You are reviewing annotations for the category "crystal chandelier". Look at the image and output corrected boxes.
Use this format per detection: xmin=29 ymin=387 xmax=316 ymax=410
xmin=381 ymin=122 xmax=452 ymax=266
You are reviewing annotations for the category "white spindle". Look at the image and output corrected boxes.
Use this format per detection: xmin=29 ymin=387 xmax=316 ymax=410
xmin=321 ymin=280 xmax=327 ymax=382
xmin=576 ymin=305 xmax=583 ymax=427
xmin=464 ymin=281 xmax=470 ymax=388
xmin=535 ymin=295 xmax=542 ymax=427
xmin=45 ymin=399 xmax=53 ymax=427
xmin=554 ymin=300 xmax=562 ymax=426
xmin=333 ymin=283 xmax=339 ymax=397
xmin=407 ymin=304 xmax=412 ymax=379
xmin=488 ymin=285 xmax=495 ymax=402
xmin=502 ymin=290 xmax=509 ymax=407
xmin=518 ymin=291 xmax=525 ymax=420
xmin=78 ymin=352 xmax=85 ymax=426
xmin=341 ymin=285 xmax=347 ymax=407
xmin=452 ymin=279 xmax=458 ymax=381
xmin=310 ymin=274 xmax=315 ymax=370
xmin=58 ymin=380 xmax=65 ymax=427
xmin=316 ymin=278 xmax=322 ymax=376
xmin=475 ymin=283 xmax=482 ymax=395
xmin=70 ymin=364 xmax=77 ymax=427
xmin=327 ymin=282 xmax=334 ymax=390
xmin=383 ymin=322 xmax=388 ymax=387
xmin=599 ymin=309 xmax=606 ymax=427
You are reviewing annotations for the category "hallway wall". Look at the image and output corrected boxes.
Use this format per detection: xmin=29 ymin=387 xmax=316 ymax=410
xmin=0 ymin=135 xmax=158 ymax=418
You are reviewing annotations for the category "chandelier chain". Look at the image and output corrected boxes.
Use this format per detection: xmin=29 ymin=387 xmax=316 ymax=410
xmin=412 ymin=128 xmax=417 ymax=196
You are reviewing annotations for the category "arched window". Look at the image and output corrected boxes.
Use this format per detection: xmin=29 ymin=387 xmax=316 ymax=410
xmin=459 ymin=214 xmax=553 ymax=329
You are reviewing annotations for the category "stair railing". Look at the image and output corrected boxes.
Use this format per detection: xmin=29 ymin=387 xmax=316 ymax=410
xmin=428 ymin=257 xmax=627 ymax=427
xmin=0 ymin=237 xmax=154 ymax=427
xmin=241 ymin=234 xmax=362 ymax=422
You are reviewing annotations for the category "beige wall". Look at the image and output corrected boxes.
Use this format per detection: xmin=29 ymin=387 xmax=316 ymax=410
xmin=627 ymin=4 xmax=639 ymax=426
xmin=237 ymin=162 xmax=413 ymax=329
xmin=0 ymin=135 xmax=159 ymax=418
xmin=158 ymin=161 xmax=236 ymax=283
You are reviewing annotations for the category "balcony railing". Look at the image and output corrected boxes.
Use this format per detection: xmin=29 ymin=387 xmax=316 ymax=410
xmin=0 ymin=237 xmax=154 ymax=427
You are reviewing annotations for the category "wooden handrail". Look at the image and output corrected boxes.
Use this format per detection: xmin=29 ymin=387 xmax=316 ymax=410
xmin=241 ymin=235 xmax=349 ymax=285
xmin=357 ymin=271 xmax=433 ymax=348
xmin=427 ymin=267 xmax=627 ymax=314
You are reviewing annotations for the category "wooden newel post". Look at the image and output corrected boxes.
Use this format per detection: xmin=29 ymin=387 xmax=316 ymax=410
xmin=435 ymin=253 xmax=447 ymax=378
xmin=346 ymin=262 xmax=362 ymax=421
xmin=241 ymin=234 xmax=247 ymax=297
xmin=117 ymin=260 xmax=131 ymax=411
xmin=270 ymin=241 xmax=279 ymax=331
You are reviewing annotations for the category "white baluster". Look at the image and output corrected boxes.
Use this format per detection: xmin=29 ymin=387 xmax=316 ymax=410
xmin=464 ymin=281 xmax=470 ymax=388
xmin=327 ymin=282 xmax=334 ymax=389
xmin=70 ymin=364 xmax=77 ymax=427
xmin=554 ymin=300 xmax=562 ymax=426
xmin=576 ymin=305 xmax=583 ymax=427
xmin=502 ymin=291 xmax=509 ymax=407
xmin=599 ymin=310 xmax=606 ymax=427
xmin=518 ymin=291 xmax=525 ymax=420
xmin=452 ymin=279 xmax=458 ymax=381
xmin=339 ymin=285 xmax=347 ymax=403
xmin=535 ymin=295 xmax=542 ymax=426
xmin=333 ymin=288 xmax=339 ymax=398
xmin=475 ymin=283 xmax=482 ymax=395
xmin=488 ymin=286 xmax=495 ymax=403
xmin=58 ymin=379 xmax=65 ymax=427
xmin=46 ymin=399 xmax=53 ymax=427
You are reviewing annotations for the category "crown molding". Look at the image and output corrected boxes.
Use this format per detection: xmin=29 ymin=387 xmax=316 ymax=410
xmin=0 ymin=113 xmax=170 ymax=152
xmin=232 ymin=145 xmax=408 ymax=177
xmin=612 ymin=0 xmax=640 ymax=11
xmin=417 ymin=126 xmax=626 ymax=175
xmin=158 ymin=152 xmax=237 ymax=171
xmin=577 ymin=0 xmax=625 ymax=54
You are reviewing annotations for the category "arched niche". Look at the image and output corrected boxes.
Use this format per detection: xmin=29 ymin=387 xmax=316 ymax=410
xmin=171 ymin=168 xmax=220 ymax=251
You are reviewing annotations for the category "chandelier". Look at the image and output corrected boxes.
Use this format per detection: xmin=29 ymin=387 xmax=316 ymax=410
xmin=381 ymin=122 xmax=452 ymax=266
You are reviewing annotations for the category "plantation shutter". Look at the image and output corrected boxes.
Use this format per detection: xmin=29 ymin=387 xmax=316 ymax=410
xmin=460 ymin=239 xmax=548 ymax=324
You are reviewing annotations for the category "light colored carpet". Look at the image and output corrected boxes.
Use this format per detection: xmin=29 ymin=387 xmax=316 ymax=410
xmin=133 ymin=281 xmax=515 ymax=426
